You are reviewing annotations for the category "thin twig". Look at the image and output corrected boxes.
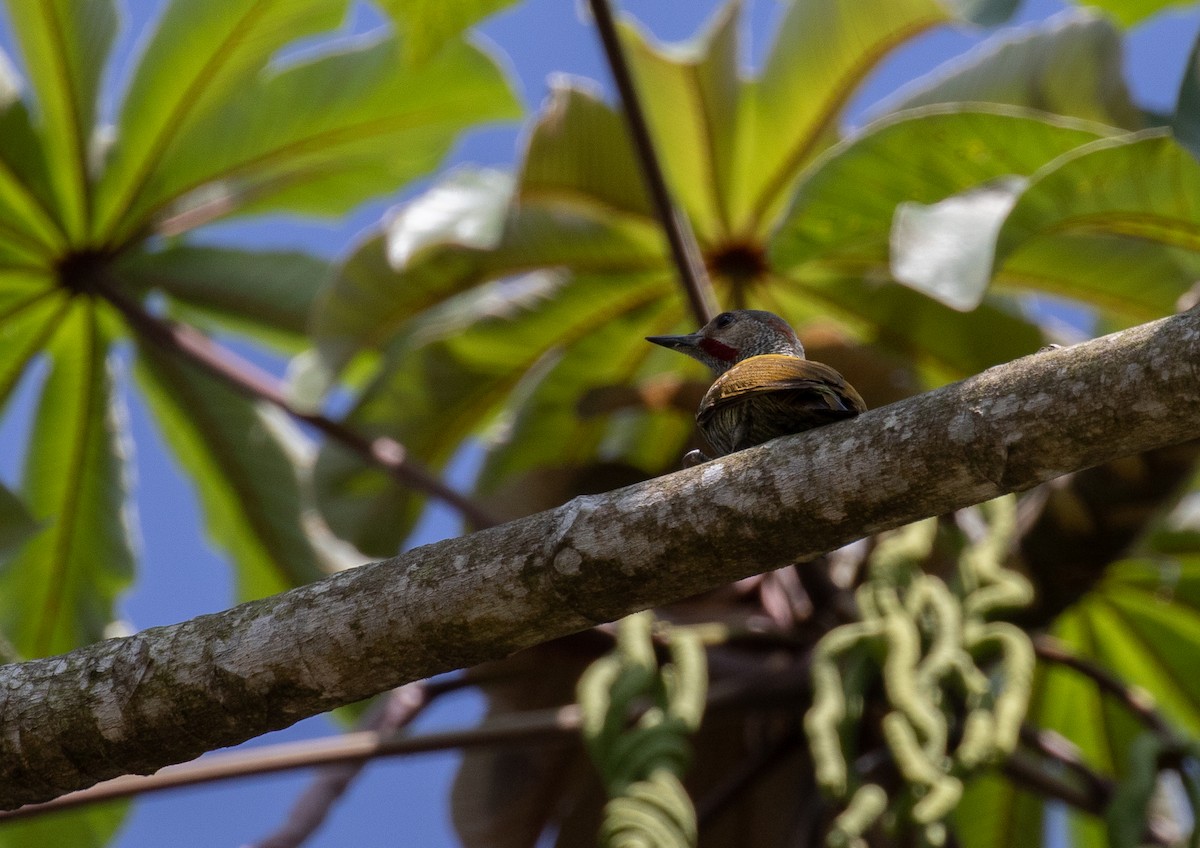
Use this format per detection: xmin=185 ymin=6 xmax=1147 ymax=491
xmin=2 ymin=664 xmax=810 ymax=821
xmin=0 ymin=705 xmax=585 ymax=821
xmin=1033 ymin=635 xmax=1175 ymax=737
xmin=94 ymin=280 xmax=498 ymax=530
xmin=586 ymin=0 xmax=719 ymax=327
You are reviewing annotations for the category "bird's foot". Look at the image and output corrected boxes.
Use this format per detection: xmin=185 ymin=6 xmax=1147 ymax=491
xmin=681 ymin=449 xmax=711 ymax=469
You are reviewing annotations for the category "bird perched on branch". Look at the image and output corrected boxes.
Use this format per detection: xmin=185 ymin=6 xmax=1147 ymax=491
xmin=647 ymin=310 xmax=866 ymax=466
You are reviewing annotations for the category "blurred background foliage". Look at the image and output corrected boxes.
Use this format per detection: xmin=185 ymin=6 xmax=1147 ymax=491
xmin=1 ymin=0 xmax=1200 ymax=846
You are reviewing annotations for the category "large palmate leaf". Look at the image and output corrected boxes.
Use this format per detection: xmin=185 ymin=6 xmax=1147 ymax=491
xmin=0 ymin=0 xmax=519 ymax=597
xmin=0 ymin=301 xmax=135 ymax=659
xmin=312 ymin=0 xmax=1081 ymax=554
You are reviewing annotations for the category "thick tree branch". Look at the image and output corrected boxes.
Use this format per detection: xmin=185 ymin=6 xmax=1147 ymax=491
xmin=2 ymin=308 xmax=1200 ymax=808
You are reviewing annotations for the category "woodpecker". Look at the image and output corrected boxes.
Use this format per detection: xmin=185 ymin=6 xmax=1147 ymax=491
xmin=647 ymin=310 xmax=866 ymax=465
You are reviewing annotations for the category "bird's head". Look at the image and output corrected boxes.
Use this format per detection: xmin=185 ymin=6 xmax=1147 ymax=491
xmin=646 ymin=310 xmax=805 ymax=374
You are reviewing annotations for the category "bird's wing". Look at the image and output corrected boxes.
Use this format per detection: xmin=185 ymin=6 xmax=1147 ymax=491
xmin=698 ymin=355 xmax=866 ymax=421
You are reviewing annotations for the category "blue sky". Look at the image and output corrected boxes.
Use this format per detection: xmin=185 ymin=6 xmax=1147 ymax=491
xmin=0 ymin=0 xmax=1196 ymax=845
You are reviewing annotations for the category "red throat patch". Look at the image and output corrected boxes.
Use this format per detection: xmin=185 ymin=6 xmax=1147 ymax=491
xmin=699 ymin=338 xmax=738 ymax=362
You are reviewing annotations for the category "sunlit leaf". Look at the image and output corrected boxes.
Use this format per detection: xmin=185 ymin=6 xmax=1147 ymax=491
xmin=999 ymin=234 xmax=1200 ymax=325
xmin=3 ymin=0 xmax=116 ymax=241
xmin=311 ymin=148 xmax=667 ymax=383
xmin=134 ymin=339 xmax=331 ymax=601
xmin=311 ymin=168 xmax=517 ymax=377
xmin=730 ymin=0 xmax=958 ymax=233
xmin=986 ymin=132 xmax=1200 ymax=310
xmin=92 ymin=0 xmax=351 ymax=240
xmin=115 ymin=245 xmax=330 ymax=352
xmin=891 ymin=180 xmax=1024 ymax=310
xmin=885 ymin=10 xmax=1142 ymax=130
xmin=0 ymin=803 xmax=128 ymax=848
xmin=620 ymin=4 xmax=740 ymax=243
xmin=771 ymin=106 xmax=1109 ymax=311
xmin=104 ymin=34 xmax=519 ymax=245
xmin=879 ymin=126 xmax=1200 ymax=314
xmin=954 ymin=770 xmax=1044 ymax=848
xmin=377 ymin=0 xmax=518 ymax=65
xmin=1070 ymin=0 xmax=1195 ymax=27
xmin=0 ymin=301 xmax=136 ymax=658
xmin=474 ymin=297 xmax=680 ymax=498
xmin=0 ymin=50 xmax=67 ymax=257
xmin=770 ymin=275 xmax=1046 ymax=381
xmin=520 ymin=82 xmax=651 ymax=219
xmin=0 ymin=288 xmax=69 ymax=414
xmin=773 ymin=107 xmax=1110 ymax=271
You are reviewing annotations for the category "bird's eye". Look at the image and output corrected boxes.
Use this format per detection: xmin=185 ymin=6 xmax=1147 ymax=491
xmin=713 ymin=312 xmax=736 ymax=329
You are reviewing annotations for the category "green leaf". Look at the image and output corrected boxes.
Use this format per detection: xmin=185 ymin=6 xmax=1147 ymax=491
xmin=1172 ymin=27 xmax=1200 ymax=159
xmin=998 ymin=233 xmax=1200 ymax=325
xmin=134 ymin=338 xmax=330 ymax=601
xmin=311 ymin=153 xmax=667 ymax=384
xmin=953 ymin=770 xmax=1044 ymax=848
xmin=769 ymin=275 xmax=1046 ymax=380
xmin=1020 ymin=555 xmax=1200 ymax=847
xmin=520 ymin=82 xmax=652 ymax=219
xmin=103 ymin=34 xmax=519 ymax=245
xmin=620 ymin=4 xmax=740 ymax=242
xmin=886 ymin=10 xmax=1142 ymax=130
xmin=315 ymin=269 xmax=673 ymax=555
xmin=114 ymin=245 xmax=331 ymax=352
xmin=771 ymin=106 xmax=1109 ymax=308
xmin=730 ymin=0 xmax=956 ymax=233
xmin=0 ymin=300 xmax=136 ymax=657
xmin=92 ymin=0 xmax=351 ymax=240
xmin=1071 ymin=0 xmax=1194 ymax=27
xmin=0 ymin=288 xmax=69 ymax=415
xmin=474 ymin=296 xmax=681 ymax=496
xmin=311 ymin=168 xmax=517 ymax=378
xmin=377 ymin=0 xmax=518 ymax=65
xmin=0 ymin=480 xmax=38 ymax=562
xmin=884 ymin=130 xmax=1200 ymax=315
xmin=3 ymin=0 xmax=116 ymax=241
xmin=0 ymin=51 xmax=68 ymax=257
xmin=991 ymin=132 xmax=1200 ymax=302
xmin=0 ymin=803 xmax=128 ymax=848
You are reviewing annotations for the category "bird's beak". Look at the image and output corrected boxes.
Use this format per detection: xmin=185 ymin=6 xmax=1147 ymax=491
xmin=646 ymin=332 xmax=703 ymax=351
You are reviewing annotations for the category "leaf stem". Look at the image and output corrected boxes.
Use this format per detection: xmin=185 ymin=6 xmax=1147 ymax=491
xmin=93 ymin=280 xmax=498 ymax=530
xmin=586 ymin=0 xmax=719 ymax=327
